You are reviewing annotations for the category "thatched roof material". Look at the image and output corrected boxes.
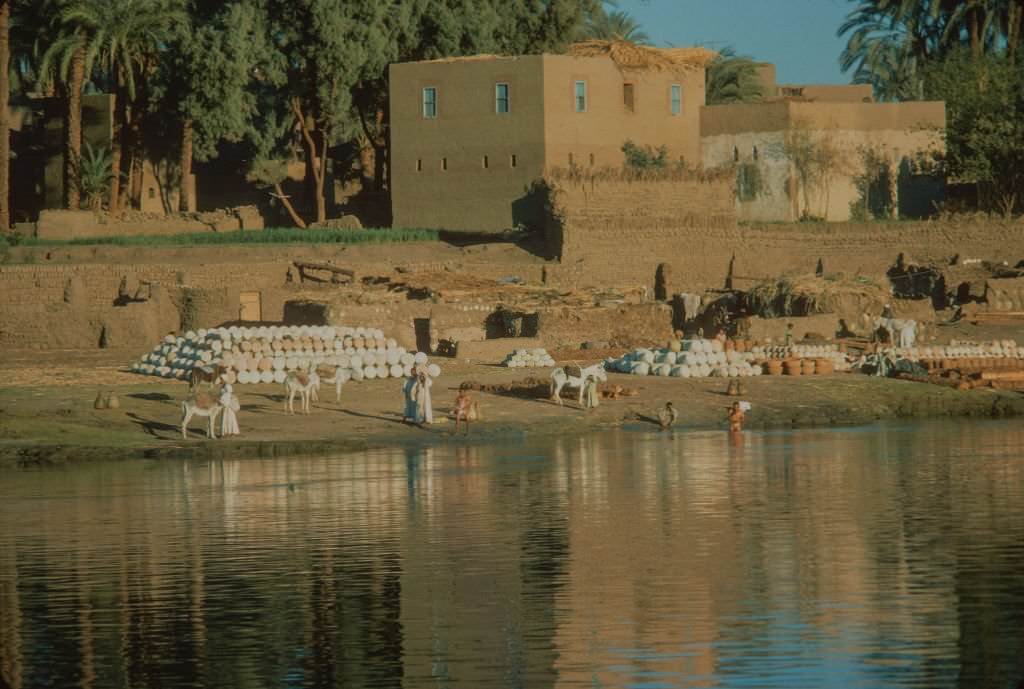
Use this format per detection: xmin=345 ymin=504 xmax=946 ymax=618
xmin=568 ymin=40 xmax=717 ymax=72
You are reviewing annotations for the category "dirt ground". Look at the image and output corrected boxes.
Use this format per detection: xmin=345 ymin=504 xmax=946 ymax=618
xmin=3 ymin=341 xmax=1024 ymax=468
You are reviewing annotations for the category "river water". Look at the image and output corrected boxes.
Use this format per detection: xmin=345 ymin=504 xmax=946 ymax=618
xmin=2 ymin=421 xmax=1024 ymax=689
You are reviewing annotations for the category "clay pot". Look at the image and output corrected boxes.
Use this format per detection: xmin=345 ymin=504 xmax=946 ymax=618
xmin=726 ymin=379 xmax=741 ymax=396
xmin=93 ymin=392 xmax=107 ymax=410
xmin=106 ymin=393 xmax=120 ymax=409
xmin=802 ymin=360 xmax=816 ymax=375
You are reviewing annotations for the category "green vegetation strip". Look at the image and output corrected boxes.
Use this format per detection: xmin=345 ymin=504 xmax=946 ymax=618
xmin=4 ymin=227 xmax=440 ymax=248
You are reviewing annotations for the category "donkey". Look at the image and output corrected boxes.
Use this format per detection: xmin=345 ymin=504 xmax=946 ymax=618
xmin=181 ymin=388 xmax=223 ymax=439
xmin=550 ymin=363 xmax=607 ymax=407
xmin=321 ymin=366 xmax=351 ymax=403
xmin=189 ymin=363 xmax=227 ymax=391
xmin=874 ymin=317 xmax=917 ymax=349
xmin=284 ymin=369 xmax=320 ymax=414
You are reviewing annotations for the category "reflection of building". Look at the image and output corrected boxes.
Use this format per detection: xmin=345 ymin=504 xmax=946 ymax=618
xmin=389 ymin=51 xmax=706 ymax=233
xmin=701 ymin=70 xmax=945 ymax=222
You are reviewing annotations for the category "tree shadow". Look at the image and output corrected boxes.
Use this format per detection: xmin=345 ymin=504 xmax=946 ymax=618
xmin=127 ymin=392 xmax=174 ymax=402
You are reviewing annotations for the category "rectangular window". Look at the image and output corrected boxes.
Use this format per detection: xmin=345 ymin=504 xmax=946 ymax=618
xmin=422 ymin=87 xmax=437 ymax=119
xmin=623 ymin=83 xmax=635 ymax=112
xmin=441 ymin=157 xmax=447 ymax=171
xmin=482 ymin=155 xmax=489 ymax=169
xmin=510 ymin=154 xmax=517 ymax=168
xmin=589 ymin=153 xmax=595 ymax=166
xmin=670 ymin=84 xmax=682 ymax=115
xmin=568 ymin=152 xmax=574 ymax=166
xmin=416 ymin=159 xmax=422 ymax=172
xmin=495 ymin=83 xmax=510 ymax=114
xmin=574 ymin=80 xmax=587 ymax=112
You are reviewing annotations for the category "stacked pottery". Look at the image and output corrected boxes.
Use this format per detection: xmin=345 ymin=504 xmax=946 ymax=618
xmin=130 ymin=325 xmax=440 ymax=384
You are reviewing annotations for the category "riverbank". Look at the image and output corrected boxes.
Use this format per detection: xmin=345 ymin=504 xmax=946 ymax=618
xmin=3 ymin=356 xmax=1023 ymax=468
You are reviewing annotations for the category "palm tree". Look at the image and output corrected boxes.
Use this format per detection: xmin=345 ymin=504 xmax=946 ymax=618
xmin=38 ymin=1 xmax=91 ymax=210
xmin=839 ymin=0 xmax=1024 ymax=100
xmin=0 ymin=0 xmax=9 ymax=230
xmin=837 ymin=0 xmax=942 ymax=100
xmin=52 ymin=0 xmax=187 ymax=212
xmin=706 ymin=47 xmax=764 ymax=105
xmin=583 ymin=8 xmax=650 ymax=44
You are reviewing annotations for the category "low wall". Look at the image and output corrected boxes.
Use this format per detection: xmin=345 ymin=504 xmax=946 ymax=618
xmin=546 ymin=178 xmax=1024 ymax=294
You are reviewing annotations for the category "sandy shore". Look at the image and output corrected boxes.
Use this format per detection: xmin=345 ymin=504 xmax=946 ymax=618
xmin=3 ymin=354 xmax=1023 ymax=468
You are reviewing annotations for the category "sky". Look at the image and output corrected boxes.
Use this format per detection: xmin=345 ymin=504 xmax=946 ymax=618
xmin=621 ymin=0 xmax=855 ymax=85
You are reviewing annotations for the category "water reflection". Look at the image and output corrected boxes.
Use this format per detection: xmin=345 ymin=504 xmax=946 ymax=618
xmin=2 ymin=421 xmax=1024 ymax=688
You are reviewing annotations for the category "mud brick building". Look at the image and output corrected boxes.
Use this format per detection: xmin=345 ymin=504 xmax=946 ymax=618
xmin=389 ymin=50 xmax=708 ymax=233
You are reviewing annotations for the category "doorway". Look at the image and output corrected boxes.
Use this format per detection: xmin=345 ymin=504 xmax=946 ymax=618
xmin=239 ymin=291 xmax=262 ymax=321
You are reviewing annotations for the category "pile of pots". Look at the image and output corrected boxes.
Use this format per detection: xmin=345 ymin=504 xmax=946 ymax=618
xmin=502 ymin=348 xmax=556 ymax=368
xmin=130 ymin=325 xmax=440 ymax=384
xmin=605 ymin=339 xmax=764 ymax=378
xmin=885 ymin=340 xmax=1022 ymax=371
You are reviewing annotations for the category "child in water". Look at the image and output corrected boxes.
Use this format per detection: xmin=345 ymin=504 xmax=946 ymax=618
xmin=454 ymin=385 xmax=473 ymax=434
xmin=728 ymin=401 xmax=745 ymax=432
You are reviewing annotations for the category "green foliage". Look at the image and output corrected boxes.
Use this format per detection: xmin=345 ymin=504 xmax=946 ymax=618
xmin=77 ymin=141 xmax=114 ymax=211
xmin=923 ymin=49 xmax=1024 ymax=215
xmin=706 ymin=47 xmax=763 ymax=105
xmin=20 ymin=227 xmax=441 ymax=248
xmin=581 ymin=7 xmax=649 ymax=43
xmin=838 ymin=0 xmax=1024 ymax=102
xmin=56 ymin=0 xmax=189 ymax=101
xmin=622 ymin=140 xmax=667 ymax=170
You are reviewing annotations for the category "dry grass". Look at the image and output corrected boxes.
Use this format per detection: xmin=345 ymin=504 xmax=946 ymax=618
xmin=546 ymin=164 xmax=732 ymax=185
xmin=568 ymin=40 xmax=716 ymax=71
xmin=746 ymin=274 xmax=887 ymax=318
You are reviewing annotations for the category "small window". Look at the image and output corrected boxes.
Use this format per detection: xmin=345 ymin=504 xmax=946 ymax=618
xmin=670 ymin=84 xmax=682 ymax=115
xmin=416 ymin=159 xmax=422 ymax=172
xmin=148 ymin=187 xmax=156 ymax=199
xmin=482 ymin=155 xmax=489 ymax=169
xmin=733 ymin=146 xmax=739 ymax=162
xmin=574 ymin=80 xmax=587 ymax=112
xmin=441 ymin=157 xmax=447 ymax=171
xmin=753 ymin=146 xmax=759 ymax=161
xmin=589 ymin=153 xmax=595 ymax=166
xmin=495 ymin=83 xmax=510 ymax=114
xmin=422 ymin=87 xmax=437 ymax=119
xmin=510 ymin=154 xmax=517 ymax=168
xmin=568 ymin=152 xmax=574 ymax=166
xmin=623 ymin=83 xmax=635 ymax=112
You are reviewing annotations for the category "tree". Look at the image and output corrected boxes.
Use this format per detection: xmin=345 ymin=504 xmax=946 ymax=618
xmin=838 ymin=0 xmax=1024 ymax=101
xmin=39 ymin=0 xmax=90 ymax=210
xmin=923 ymin=49 xmax=1024 ymax=215
xmin=706 ymin=47 xmax=763 ymax=105
xmin=781 ymin=119 xmax=853 ymax=220
xmin=166 ymin=1 xmax=266 ymax=212
xmin=0 ymin=0 xmax=9 ymax=230
xmin=53 ymin=0 xmax=187 ymax=213
xmin=581 ymin=7 xmax=649 ymax=43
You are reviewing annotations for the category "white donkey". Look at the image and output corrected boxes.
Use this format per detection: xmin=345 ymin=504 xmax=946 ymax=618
xmin=875 ymin=317 xmax=918 ymax=348
xmin=550 ymin=363 xmax=607 ymax=406
xmin=284 ymin=369 xmax=320 ymax=414
xmin=181 ymin=389 xmax=223 ymax=439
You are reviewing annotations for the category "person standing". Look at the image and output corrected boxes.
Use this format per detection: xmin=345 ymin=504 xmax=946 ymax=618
xmin=403 ymin=370 xmax=418 ymax=423
xmin=219 ymin=384 xmax=240 ymax=437
xmin=583 ymin=375 xmax=600 ymax=411
xmin=413 ymin=370 xmax=433 ymax=426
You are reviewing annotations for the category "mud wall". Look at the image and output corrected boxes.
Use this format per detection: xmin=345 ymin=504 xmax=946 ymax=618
xmin=545 ymin=180 xmax=1024 ymax=294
